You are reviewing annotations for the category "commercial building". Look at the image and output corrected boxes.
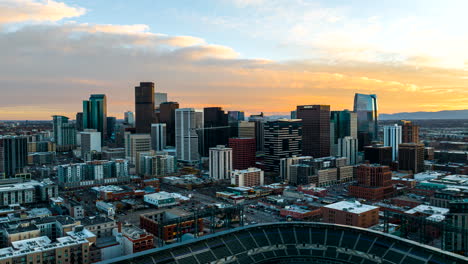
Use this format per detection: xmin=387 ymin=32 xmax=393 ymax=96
xmin=135 ymin=82 xmax=156 ymax=133
xmin=228 ymin=111 xmax=245 ymax=122
xmin=364 ymin=144 xmax=393 ymax=166
xmin=231 ymin=167 xmax=264 ymax=187
xmin=296 ymin=105 xmax=330 ymax=158
xmin=202 ymin=107 xmax=229 ymax=157
xmin=322 ymin=201 xmax=379 ymax=228
xmin=337 ymin=136 xmax=358 ymax=165
xmin=348 ymin=164 xmax=394 ymax=201
xmin=353 ymin=93 xmax=378 ymax=149
xmin=75 ymin=112 xmax=83 ymax=131
xmin=279 ymin=156 xmax=313 ymax=182
xmin=264 ymin=119 xmax=302 ymax=172
xmin=209 ymin=145 xmax=233 ymax=180
xmin=229 ymin=138 xmax=256 ymax=170
xmin=118 ymin=224 xmax=155 ymax=254
xmin=400 ymin=120 xmax=420 ymax=143
xmin=398 ymin=143 xmax=425 ymax=174
xmin=53 ymin=115 xmax=77 ymax=150
xmin=238 ymin=121 xmax=255 ymax=138
xmin=143 ymin=192 xmax=178 ymax=208
xmin=159 ymin=102 xmax=179 ymax=147
xmin=151 ymin=123 xmax=166 ymax=151
xmin=27 ymin=152 xmax=55 ymax=165
xmin=124 ymin=132 xmax=151 ymax=164
xmin=83 ymin=94 xmax=107 ymax=144
xmin=154 ymin=92 xmax=168 ymax=108
xmin=81 ymin=216 xmax=117 ymax=239
xmin=124 ymin=111 xmax=135 ymax=126
xmin=0 ymin=136 xmax=28 ymax=178
xmin=175 ymin=108 xmax=203 ymax=163
xmin=383 ymin=124 xmax=402 ymax=161
xmin=80 ymin=129 xmax=102 ymax=161
xmin=248 ymin=113 xmax=266 ymax=152
xmin=330 ymin=110 xmax=357 ymax=155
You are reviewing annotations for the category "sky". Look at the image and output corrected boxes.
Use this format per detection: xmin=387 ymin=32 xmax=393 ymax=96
xmin=0 ymin=0 xmax=467 ymax=120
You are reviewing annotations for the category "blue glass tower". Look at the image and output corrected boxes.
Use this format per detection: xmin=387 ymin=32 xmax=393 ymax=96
xmin=353 ymin=93 xmax=378 ymax=150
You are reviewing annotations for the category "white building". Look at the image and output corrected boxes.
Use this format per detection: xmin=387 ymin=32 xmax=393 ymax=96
xmin=231 ymin=167 xmax=264 ymax=187
xmin=209 ymin=145 xmax=233 ymax=180
xmin=124 ymin=111 xmax=134 ymax=126
xmin=175 ymin=108 xmax=203 ymax=163
xmin=80 ymin=129 xmax=101 ymax=160
xmin=384 ymin=124 xmax=402 ymax=161
xmin=337 ymin=136 xmax=358 ymax=165
xmin=144 ymin=192 xmax=178 ymax=208
xmin=96 ymin=201 xmax=116 ymax=217
xmin=279 ymin=156 xmax=313 ymax=182
xmin=154 ymin=92 xmax=168 ymax=107
xmin=151 ymin=123 xmax=166 ymax=151
xmin=124 ymin=132 xmax=151 ymax=164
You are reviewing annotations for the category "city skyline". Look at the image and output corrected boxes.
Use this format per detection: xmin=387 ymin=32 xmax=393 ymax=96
xmin=1 ymin=0 xmax=468 ymax=120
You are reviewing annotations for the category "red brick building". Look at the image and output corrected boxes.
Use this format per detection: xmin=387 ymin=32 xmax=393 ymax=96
xmin=229 ymin=137 xmax=256 ymax=170
xmin=322 ymin=201 xmax=379 ymax=228
xmin=348 ymin=164 xmax=394 ymax=201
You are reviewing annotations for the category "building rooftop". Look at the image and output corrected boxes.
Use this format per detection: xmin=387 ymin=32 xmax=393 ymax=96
xmin=405 ymin=205 xmax=449 ymax=216
xmin=81 ymin=216 xmax=115 ymax=226
xmin=324 ymin=201 xmax=378 ymax=214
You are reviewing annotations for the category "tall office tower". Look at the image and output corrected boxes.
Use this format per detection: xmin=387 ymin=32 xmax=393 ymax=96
xmin=290 ymin=110 xmax=297 ymax=119
xmin=229 ymin=138 xmax=256 ymax=170
xmin=348 ymin=164 xmax=394 ymax=200
xmin=337 ymin=137 xmax=358 ymax=165
xmin=151 ymin=123 xmax=166 ymax=151
xmin=264 ymin=119 xmax=302 ymax=172
xmin=202 ymin=107 xmax=229 ymax=157
xmin=363 ymin=145 xmax=393 ymax=166
xmin=80 ymin=129 xmax=101 ymax=160
xmin=445 ymin=200 xmax=468 ymax=254
xmin=398 ymin=143 xmax=425 ymax=173
xmin=83 ymin=94 xmax=107 ymax=144
xmin=238 ymin=121 xmax=255 ymax=138
xmin=0 ymin=136 xmax=27 ymax=177
xmin=106 ymin=117 xmax=116 ymax=142
xmin=353 ymin=93 xmax=378 ymax=150
xmin=154 ymin=92 xmax=168 ymax=108
xmin=52 ymin=115 xmax=77 ymax=150
xmin=135 ymin=82 xmax=155 ymax=133
xmin=125 ymin=132 xmax=152 ymax=164
xmin=124 ymin=111 xmax=135 ymax=126
xmin=249 ymin=113 xmax=266 ymax=152
xmin=175 ymin=108 xmax=203 ymax=163
xmin=297 ymin=105 xmax=330 ymax=158
xmin=330 ymin=110 xmax=357 ymax=155
xmin=231 ymin=167 xmax=264 ymax=187
xmin=209 ymin=145 xmax=233 ymax=180
xmin=399 ymin=120 xmax=420 ymax=143
xmin=279 ymin=156 xmax=313 ymax=182
xmin=383 ymin=124 xmax=402 ymax=161
xmin=159 ymin=102 xmax=179 ymax=147
xmin=75 ymin=112 xmax=83 ymax=131
xmin=228 ymin=111 xmax=245 ymax=122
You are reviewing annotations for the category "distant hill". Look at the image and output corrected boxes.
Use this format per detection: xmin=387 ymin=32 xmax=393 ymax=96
xmin=379 ymin=110 xmax=468 ymax=120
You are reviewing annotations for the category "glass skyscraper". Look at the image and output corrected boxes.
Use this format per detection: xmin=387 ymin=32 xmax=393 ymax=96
xmin=353 ymin=93 xmax=378 ymax=150
xmin=83 ymin=94 xmax=107 ymax=144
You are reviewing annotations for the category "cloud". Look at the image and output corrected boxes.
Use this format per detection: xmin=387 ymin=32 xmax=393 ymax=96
xmin=0 ymin=0 xmax=85 ymax=24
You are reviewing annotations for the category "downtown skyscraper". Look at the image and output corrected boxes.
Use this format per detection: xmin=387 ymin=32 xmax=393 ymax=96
xmin=330 ymin=110 xmax=357 ymax=156
xmin=175 ymin=108 xmax=203 ymax=163
xmin=83 ymin=94 xmax=107 ymax=144
xmin=159 ymin=102 xmax=179 ymax=147
xmin=353 ymin=93 xmax=378 ymax=150
xmin=297 ymin=105 xmax=330 ymax=158
xmin=202 ymin=107 xmax=229 ymax=157
xmin=135 ymin=82 xmax=155 ymax=133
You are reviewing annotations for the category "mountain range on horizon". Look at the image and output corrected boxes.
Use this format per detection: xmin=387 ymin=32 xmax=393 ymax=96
xmin=379 ymin=109 xmax=468 ymax=120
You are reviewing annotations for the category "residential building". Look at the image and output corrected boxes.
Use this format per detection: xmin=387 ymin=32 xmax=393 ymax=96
xmin=118 ymin=224 xmax=155 ymax=254
xmin=138 ymin=151 xmax=175 ymax=177
xmin=81 ymin=216 xmax=117 ymax=238
xmin=83 ymin=94 xmax=107 ymax=143
xmin=279 ymin=156 xmax=313 ymax=182
xmin=231 ymin=167 xmax=264 ymax=187
xmin=0 ymin=136 xmax=28 ymax=177
xmin=444 ymin=199 xmax=468 ymax=254
xmin=209 ymin=145 xmax=233 ymax=180
xmin=53 ymin=115 xmax=77 ymax=150
xmin=297 ymin=105 xmax=330 ymax=158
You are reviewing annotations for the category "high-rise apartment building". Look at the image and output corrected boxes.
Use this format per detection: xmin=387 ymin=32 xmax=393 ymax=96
xmin=0 ymin=136 xmax=28 ymax=177
xmin=159 ymin=102 xmax=179 ymax=147
xmin=364 ymin=145 xmax=393 ymax=166
xmin=175 ymin=108 xmax=203 ymax=163
xmin=279 ymin=156 xmax=313 ymax=182
xmin=52 ymin=115 xmax=77 ymax=150
xmin=202 ymin=107 xmax=229 ymax=157
xmin=124 ymin=111 xmax=135 ymax=126
xmin=139 ymin=151 xmax=175 ymax=177
xmin=353 ymin=93 xmax=378 ymax=150
xmin=248 ymin=113 xmax=266 ymax=152
xmin=80 ymin=129 xmax=102 ymax=161
xmin=384 ymin=124 xmax=402 ymax=161
xmin=264 ymin=119 xmax=302 ymax=172
xmin=125 ymin=132 xmax=151 ymax=164
xmin=337 ymin=136 xmax=358 ymax=165
xmin=330 ymin=110 xmax=357 ymax=155
xmin=83 ymin=94 xmax=107 ymax=144
xmin=151 ymin=124 xmax=166 ymax=151
xmin=154 ymin=92 xmax=168 ymax=108
xmin=135 ymin=82 xmax=155 ymax=133
xmin=398 ymin=143 xmax=425 ymax=173
xmin=229 ymin=138 xmax=256 ymax=170
xmin=231 ymin=167 xmax=264 ymax=187
xmin=399 ymin=120 xmax=420 ymax=143
xmin=209 ymin=145 xmax=233 ymax=180
xmin=296 ymin=105 xmax=330 ymax=157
